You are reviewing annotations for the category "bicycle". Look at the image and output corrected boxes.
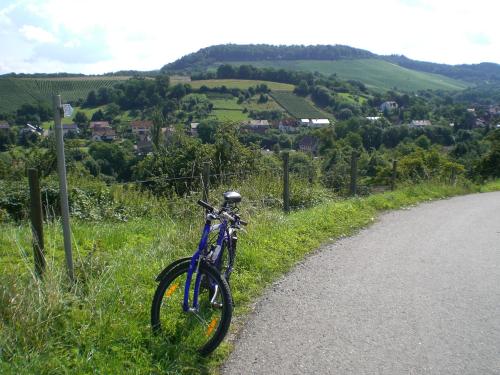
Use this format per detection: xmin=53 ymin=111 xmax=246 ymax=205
xmin=151 ymin=191 xmax=247 ymax=356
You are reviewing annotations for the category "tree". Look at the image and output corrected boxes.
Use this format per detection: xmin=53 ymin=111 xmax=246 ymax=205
xmin=85 ymin=90 xmax=97 ymax=107
xmin=415 ymin=134 xmax=431 ymax=149
xmin=151 ymin=108 xmax=165 ymax=150
xmin=91 ymin=109 xmax=105 ymax=122
xmin=294 ymin=80 xmax=310 ymax=96
xmin=197 ymin=120 xmax=218 ymax=144
xmin=74 ymin=111 xmax=88 ymax=126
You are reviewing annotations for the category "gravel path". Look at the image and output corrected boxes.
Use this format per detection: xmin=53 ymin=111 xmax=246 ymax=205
xmin=222 ymin=192 xmax=500 ymax=375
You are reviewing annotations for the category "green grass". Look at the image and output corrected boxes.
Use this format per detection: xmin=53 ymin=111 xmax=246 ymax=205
xmin=0 ymin=77 xmax=130 ymax=113
xmin=207 ymin=95 xmax=284 ymax=122
xmin=214 ymin=59 xmax=469 ymax=92
xmin=1 ymin=179 xmax=499 ymax=374
xmin=270 ymin=91 xmax=330 ymax=119
xmin=188 ymin=79 xmax=294 ymax=91
xmin=209 ymin=109 xmax=249 ymax=122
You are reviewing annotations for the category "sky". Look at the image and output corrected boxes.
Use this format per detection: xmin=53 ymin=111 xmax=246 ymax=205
xmin=0 ymin=0 xmax=499 ymax=75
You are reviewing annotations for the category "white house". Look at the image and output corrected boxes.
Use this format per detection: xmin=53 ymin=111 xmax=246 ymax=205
xmin=310 ymin=119 xmax=330 ymax=128
xmin=409 ymin=120 xmax=432 ymax=128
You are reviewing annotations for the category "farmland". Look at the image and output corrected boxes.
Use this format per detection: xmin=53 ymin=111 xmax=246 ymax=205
xmin=270 ymin=91 xmax=330 ymax=119
xmin=0 ymin=77 xmax=130 ymax=113
xmin=188 ymin=79 xmax=294 ymax=91
xmin=209 ymin=59 xmax=469 ymax=92
xmin=207 ymin=93 xmax=285 ymax=122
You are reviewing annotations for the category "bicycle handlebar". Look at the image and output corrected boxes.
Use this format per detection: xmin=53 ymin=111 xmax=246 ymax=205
xmin=197 ymin=200 xmax=215 ymax=212
xmin=197 ymin=199 xmax=248 ymax=226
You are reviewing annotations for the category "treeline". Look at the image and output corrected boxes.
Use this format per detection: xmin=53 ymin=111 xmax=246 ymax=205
xmin=161 ymin=44 xmax=375 ymax=72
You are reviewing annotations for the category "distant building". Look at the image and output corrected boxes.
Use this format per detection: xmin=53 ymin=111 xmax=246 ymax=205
xmin=475 ymin=118 xmax=487 ymax=128
xmin=300 ymin=119 xmax=310 ymax=126
xmin=488 ymin=105 xmax=500 ymax=115
xmin=190 ymin=123 xmax=199 ymax=137
xmin=278 ymin=118 xmax=300 ymax=133
xmin=131 ymin=120 xmax=153 ymax=140
xmin=309 ymin=119 xmax=330 ymax=128
xmin=366 ymin=116 xmax=381 ymax=122
xmin=241 ymin=120 xmax=270 ymax=133
xmin=50 ymin=123 xmax=79 ymax=136
xmin=0 ymin=122 xmax=10 ymax=131
xmin=298 ymin=135 xmax=319 ymax=154
xmin=92 ymin=126 xmax=116 ymax=142
xmin=380 ymin=101 xmax=398 ymax=113
xmin=409 ymin=120 xmax=432 ymax=128
xmin=90 ymin=121 xmax=111 ymax=131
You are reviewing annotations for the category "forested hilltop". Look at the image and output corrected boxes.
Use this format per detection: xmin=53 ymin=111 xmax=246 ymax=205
xmin=161 ymin=44 xmax=500 ymax=84
xmin=161 ymin=44 xmax=375 ymax=72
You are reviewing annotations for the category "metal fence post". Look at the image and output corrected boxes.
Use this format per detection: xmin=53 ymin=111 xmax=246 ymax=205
xmin=391 ymin=159 xmax=398 ymax=191
xmin=28 ymin=168 xmax=45 ymax=278
xmin=349 ymin=151 xmax=358 ymax=196
xmin=283 ymin=152 xmax=290 ymax=213
xmin=202 ymin=162 xmax=210 ymax=202
xmin=54 ymin=95 xmax=74 ymax=282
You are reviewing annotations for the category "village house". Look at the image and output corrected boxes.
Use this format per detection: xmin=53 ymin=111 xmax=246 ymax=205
xmin=380 ymin=101 xmax=398 ymax=113
xmin=131 ymin=120 xmax=153 ymax=140
xmin=488 ymin=105 xmax=500 ymax=115
xmin=474 ymin=118 xmax=487 ymax=128
xmin=190 ymin=123 xmax=199 ymax=137
xmin=366 ymin=116 xmax=381 ymax=122
xmin=241 ymin=120 xmax=270 ymax=133
xmin=298 ymin=135 xmax=319 ymax=154
xmin=409 ymin=120 xmax=432 ymax=128
xmin=298 ymin=119 xmax=331 ymax=128
xmin=92 ymin=127 xmax=117 ymax=142
xmin=278 ymin=118 xmax=300 ymax=133
xmin=0 ymin=122 xmax=10 ymax=131
xmin=309 ymin=119 xmax=330 ymax=128
xmin=50 ymin=123 xmax=79 ymax=136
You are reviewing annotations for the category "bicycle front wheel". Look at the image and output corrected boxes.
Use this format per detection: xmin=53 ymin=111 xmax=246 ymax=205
xmin=151 ymin=260 xmax=232 ymax=356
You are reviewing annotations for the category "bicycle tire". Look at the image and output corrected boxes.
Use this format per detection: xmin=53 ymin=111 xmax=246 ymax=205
xmin=151 ymin=260 xmax=232 ymax=356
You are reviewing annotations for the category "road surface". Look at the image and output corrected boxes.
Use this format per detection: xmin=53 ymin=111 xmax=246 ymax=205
xmin=222 ymin=192 xmax=500 ymax=375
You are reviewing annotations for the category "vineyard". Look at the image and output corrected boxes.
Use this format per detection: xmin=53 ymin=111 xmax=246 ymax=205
xmin=0 ymin=77 xmax=129 ymax=113
xmin=270 ymin=91 xmax=330 ymax=119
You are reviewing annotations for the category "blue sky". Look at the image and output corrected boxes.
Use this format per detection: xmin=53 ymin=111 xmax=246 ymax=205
xmin=0 ymin=0 xmax=498 ymax=74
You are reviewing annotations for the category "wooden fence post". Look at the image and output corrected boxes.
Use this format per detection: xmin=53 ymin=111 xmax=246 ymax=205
xmin=28 ymin=168 xmax=45 ymax=278
xmin=202 ymin=162 xmax=210 ymax=202
xmin=349 ymin=151 xmax=358 ymax=196
xmin=283 ymin=152 xmax=290 ymax=213
xmin=391 ymin=159 xmax=398 ymax=191
xmin=54 ymin=95 xmax=74 ymax=282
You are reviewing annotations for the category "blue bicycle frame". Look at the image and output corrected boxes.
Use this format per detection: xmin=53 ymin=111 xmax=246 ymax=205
xmin=182 ymin=216 xmax=228 ymax=311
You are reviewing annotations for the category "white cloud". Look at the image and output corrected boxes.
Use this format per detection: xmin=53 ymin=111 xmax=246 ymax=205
xmin=19 ymin=24 xmax=57 ymax=43
xmin=2 ymin=0 xmax=500 ymax=74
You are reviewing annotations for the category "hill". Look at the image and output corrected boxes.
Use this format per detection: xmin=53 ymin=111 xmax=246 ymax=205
xmin=161 ymin=44 xmax=500 ymax=90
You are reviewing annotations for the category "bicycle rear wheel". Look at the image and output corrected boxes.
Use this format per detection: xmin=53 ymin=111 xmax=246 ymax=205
xmin=151 ymin=260 xmax=232 ymax=356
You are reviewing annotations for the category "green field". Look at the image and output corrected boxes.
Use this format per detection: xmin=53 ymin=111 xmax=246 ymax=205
xmin=188 ymin=79 xmax=294 ymax=91
xmin=0 ymin=77 xmax=130 ymax=113
xmin=207 ymin=93 xmax=285 ymax=122
xmin=212 ymin=59 xmax=469 ymax=92
xmin=270 ymin=91 xmax=330 ymax=119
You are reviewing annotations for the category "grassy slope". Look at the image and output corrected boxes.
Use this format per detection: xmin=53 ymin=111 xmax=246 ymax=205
xmin=1 ymin=180 xmax=499 ymax=374
xmin=214 ymin=59 xmax=469 ymax=92
xmin=0 ymin=77 xmax=130 ymax=113
xmin=187 ymin=79 xmax=294 ymax=91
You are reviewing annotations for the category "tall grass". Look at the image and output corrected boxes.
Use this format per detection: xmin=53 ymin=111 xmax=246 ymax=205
xmin=1 ymin=179 xmax=499 ymax=374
